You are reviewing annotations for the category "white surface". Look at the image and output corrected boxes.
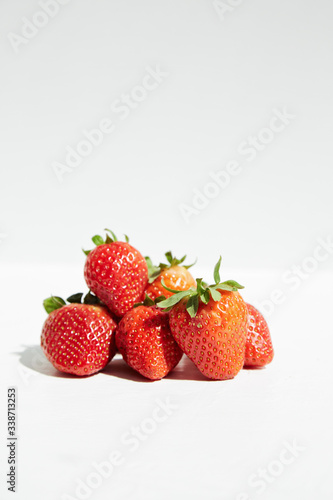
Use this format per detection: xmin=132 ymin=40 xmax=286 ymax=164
xmin=1 ymin=264 xmax=332 ymax=500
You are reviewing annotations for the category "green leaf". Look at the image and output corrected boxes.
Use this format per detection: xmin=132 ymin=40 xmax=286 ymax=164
xmin=92 ymin=235 xmax=104 ymax=246
xmin=145 ymin=256 xmax=152 ymax=266
xmin=159 ymin=263 xmax=169 ymax=270
xmin=105 ymin=234 xmax=113 ymax=244
xmin=177 ymin=255 xmax=186 ymax=265
xmin=67 ymin=293 xmax=83 ymax=304
xmin=165 ymin=251 xmax=173 ymax=264
xmin=183 ymin=258 xmax=197 ymax=270
xmin=143 ymin=294 xmax=155 ymax=307
xmin=124 ymin=234 xmax=129 ymax=243
xmin=104 ymin=229 xmax=117 ymax=242
xmin=210 ymin=288 xmax=221 ymax=302
xmin=154 ymin=295 xmax=166 ymax=304
xmin=213 ymin=281 xmax=244 ymax=292
xmin=83 ymin=291 xmax=101 ymax=306
xmin=82 ymin=248 xmax=91 ymax=256
xmin=134 ymin=294 xmax=166 ymax=308
xmin=220 ymin=280 xmax=244 ymax=290
xmin=211 ymin=283 xmax=234 ymax=292
xmin=145 ymin=256 xmax=161 ymax=283
xmin=149 ymin=270 xmax=161 ymax=283
xmin=160 ymin=278 xmax=184 ymax=294
xmin=133 ymin=294 xmax=154 ymax=308
xmin=213 ymin=256 xmax=222 ymax=284
xmin=161 ymin=251 xmax=195 ymax=269
xmin=201 ymin=290 xmax=210 ymax=304
xmin=157 ymin=289 xmax=194 ymax=309
xmin=43 ymin=296 xmax=66 ymax=314
xmin=216 ymin=285 xmax=234 ymax=292
xmin=196 ymin=278 xmax=205 ymax=296
xmin=186 ymin=294 xmax=199 ymax=318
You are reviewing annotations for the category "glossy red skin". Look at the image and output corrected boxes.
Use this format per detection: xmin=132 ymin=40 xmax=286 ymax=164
xmin=41 ymin=304 xmax=117 ymax=376
xmin=145 ymin=265 xmax=196 ymax=301
xmin=244 ymin=304 xmax=274 ymax=367
xmin=116 ymin=306 xmax=183 ymax=380
xmin=84 ymin=241 xmax=148 ymax=318
xmin=169 ymin=292 xmax=248 ymax=380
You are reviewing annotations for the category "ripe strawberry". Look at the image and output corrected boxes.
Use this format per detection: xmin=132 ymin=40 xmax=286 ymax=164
xmin=158 ymin=257 xmax=248 ymax=380
xmin=115 ymin=297 xmax=183 ymax=380
xmin=145 ymin=252 xmax=196 ymax=301
xmin=244 ymin=303 xmax=274 ymax=367
xmin=41 ymin=293 xmax=117 ymax=376
xmin=84 ymin=230 xmax=148 ymax=318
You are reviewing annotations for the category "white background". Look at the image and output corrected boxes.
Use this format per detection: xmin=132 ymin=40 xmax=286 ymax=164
xmin=1 ymin=1 xmax=332 ymax=499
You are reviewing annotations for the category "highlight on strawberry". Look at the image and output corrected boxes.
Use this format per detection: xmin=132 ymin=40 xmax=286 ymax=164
xmin=41 ymin=292 xmax=117 ymax=376
xmin=157 ymin=257 xmax=249 ymax=380
xmin=83 ymin=229 xmax=148 ymax=318
xmin=145 ymin=251 xmax=196 ymax=301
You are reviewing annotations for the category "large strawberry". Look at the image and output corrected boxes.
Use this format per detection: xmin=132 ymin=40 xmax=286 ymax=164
xmin=244 ymin=303 xmax=274 ymax=367
xmin=145 ymin=252 xmax=196 ymax=301
xmin=41 ymin=293 xmax=117 ymax=376
xmin=84 ymin=230 xmax=148 ymax=318
xmin=116 ymin=296 xmax=183 ymax=380
xmin=158 ymin=258 xmax=248 ymax=380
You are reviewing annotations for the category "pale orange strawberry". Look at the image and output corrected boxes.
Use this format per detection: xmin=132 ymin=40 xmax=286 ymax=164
xmin=145 ymin=252 xmax=196 ymax=301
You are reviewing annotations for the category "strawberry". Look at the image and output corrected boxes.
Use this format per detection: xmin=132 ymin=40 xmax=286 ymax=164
xmin=41 ymin=293 xmax=117 ymax=376
xmin=115 ymin=296 xmax=183 ymax=380
xmin=244 ymin=303 xmax=274 ymax=367
xmin=157 ymin=257 xmax=248 ymax=380
xmin=84 ymin=230 xmax=148 ymax=318
xmin=145 ymin=252 xmax=196 ymax=301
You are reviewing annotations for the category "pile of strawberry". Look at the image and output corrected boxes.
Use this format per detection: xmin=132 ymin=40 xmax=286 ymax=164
xmin=41 ymin=230 xmax=274 ymax=380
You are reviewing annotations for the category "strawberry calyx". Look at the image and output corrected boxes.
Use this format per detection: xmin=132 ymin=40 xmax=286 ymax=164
xmin=144 ymin=257 xmax=160 ymax=283
xmin=145 ymin=251 xmax=196 ymax=283
xmin=43 ymin=291 xmax=104 ymax=314
xmin=83 ymin=229 xmax=130 ymax=255
xmin=157 ymin=256 xmax=244 ymax=318
xmin=133 ymin=293 xmax=167 ymax=309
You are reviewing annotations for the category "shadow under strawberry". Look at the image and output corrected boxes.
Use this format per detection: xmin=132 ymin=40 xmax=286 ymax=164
xmin=165 ymin=356 xmax=215 ymax=382
xmin=14 ymin=345 xmax=78 ymax=379
xmin=242 ymin=365 xmax=266 ymax=371
xmin=102 ymin=356 xmax=155 ymax=383
xmin=103 ymin=355 xmax=210 ymax=382
xmin=15 ymin=344 xmax=264 ymax=382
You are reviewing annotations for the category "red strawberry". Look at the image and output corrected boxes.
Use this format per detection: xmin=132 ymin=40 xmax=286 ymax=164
xmin=158 ymin=257 xmax=248 ymax=380
xmin=145 ymin=252 xmax=196 ymax=301
xmin=244 ymin=303 xmax=274 ymax=367
xmin=41 ymin=293 xmax=117 ymax=376
xmin=115 ymin=298 xmax=183 ymax=380
xmin=84 ymin=230 xmax=148 ymax=318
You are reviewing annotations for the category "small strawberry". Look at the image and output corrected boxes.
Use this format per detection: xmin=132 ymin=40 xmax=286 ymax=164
xmin=157 ymin=257 xmax=248 ymax=380
xmin=84 ymin=230 xmax=148 ymax=318
xmin=244 ymin=303 xmax=274 ymax=367
xmin=41 ymin=293 xmax=117 ymax=376
xmin=145 ymin=252 xmax=196 ymax=301
xmin=115 ymin=296 xmax=183 ymax=380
